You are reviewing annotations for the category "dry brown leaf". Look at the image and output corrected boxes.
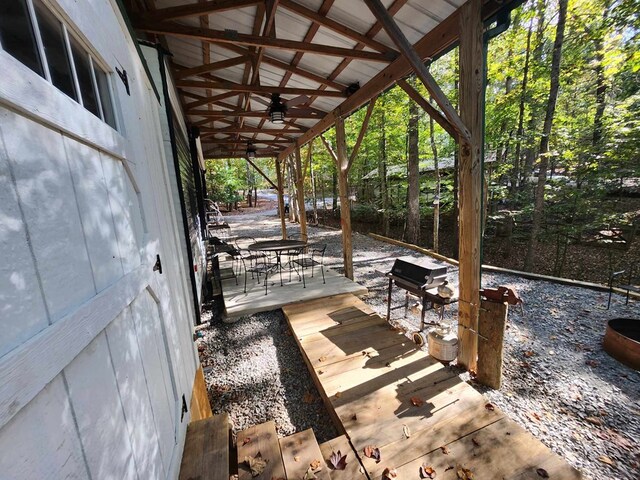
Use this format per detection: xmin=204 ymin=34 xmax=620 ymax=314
xmin=420 ymin=464 xmax=436 ymax=478
xmin=242 ymin=437 xmax=252 ymax=446
xmin=471 ymin=437 xmax=480 ymax=447
xmin=524 ymin=350 xmax=535 ymax=357
xmin=351 ymin=413 xmax=357 ymax=421
xmin=440 ymin=446 xmax=450 ymax=455
xmin=310 ymin=459 xmax=321 ymax=471
xmin=302 ymin=466 xmax=317 ymax=480
xmin=318 ymin=356 xmax=327 ymax=362
xmin=410 ymin=396 xmax=424 ymax=407
xmin=382 ymin=467 xmax=398 ymax=479
xmin=303 ymin=392 xmax=316 ymax=404
xmin=318 ymin=370 xmax=324 ymax=375
xmin=597 ymin=455 xmax=615 ymax=466
xmin=456 ymin=465 xmax=474 ymax=479
xmin=294 ymin=456 xmax=300 ymax=462
xmin=585 ymin=416 xmax=603 ymax=426
xmin=328 ymin=450 xmax=348 ymax=470
xmin=402 ymin=424 xmax=411 ymax=439
xmin=245 ymin=453 xmax=268 ymax=477
xmin=335 ymin=391 xmax=342 ymax=398
xmin=484 ymin=403 xmax=495 ymax=411
xmin=363 ymin=445 xmax=381 ymax=463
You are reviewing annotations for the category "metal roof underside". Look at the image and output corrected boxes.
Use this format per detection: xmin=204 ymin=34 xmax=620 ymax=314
xmin=126 ymin=0 xmax=516 ymax=159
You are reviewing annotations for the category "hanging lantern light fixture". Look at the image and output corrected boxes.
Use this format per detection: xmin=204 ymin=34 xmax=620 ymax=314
xmin=246 ymin=142 xmax=256 ymax=159
xmin=268 ymin=93 xmax=286 ymax=124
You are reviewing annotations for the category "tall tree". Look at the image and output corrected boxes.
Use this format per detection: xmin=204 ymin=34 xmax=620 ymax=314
xmin=406 ymin=85 xmax=420 ymax=244
xmin=524 ymin=0 xmax=568 ymax=271
xmin=379 ymin=99 xmax=390 ymax=236
xmin=430 ymin=112 xmax=441 ymax=252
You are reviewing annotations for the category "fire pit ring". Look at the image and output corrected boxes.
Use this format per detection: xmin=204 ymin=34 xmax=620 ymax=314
xmin=603 ymin=318 xmax=640 ymax=370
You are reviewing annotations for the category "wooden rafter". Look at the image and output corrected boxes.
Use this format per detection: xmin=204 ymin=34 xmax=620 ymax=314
xmin=184 ymin=91 xmax=240 ymax=109
xmin=176 ymin=80 xmax=348 ymax=98
xmin=397 ymin=79 xmax=456 ymax=138
xmin=187 ymin=109 xmax=324 ymax=119
xmin=174 ymin=56 xmax=249 ymax=80
xmin=279 ymin=0 xmax=397 ymax=56
xmin=135 ymin=21 xmax=395 ymax=62
xmin=363 ymin=0 xmax=471 ymax=142
xmin=246 ymin=157 xmax=279 ymax=191
xmin=201 ymin=126 xmax=300 ymax=136
xmin=138 ymin=0 xmax=261 ymax=22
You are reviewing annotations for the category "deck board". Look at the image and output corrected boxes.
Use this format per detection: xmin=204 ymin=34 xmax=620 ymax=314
xmin=282 ymin=294 xmax=582 ymax=480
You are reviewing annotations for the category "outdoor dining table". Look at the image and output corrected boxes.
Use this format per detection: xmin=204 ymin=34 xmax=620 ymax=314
xmin=248 ymin=239 xmax=307 ymax=287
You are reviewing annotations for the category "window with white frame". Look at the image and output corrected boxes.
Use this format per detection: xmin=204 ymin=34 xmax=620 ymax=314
xmin=0 ymin=0 xmax=118 ymax=130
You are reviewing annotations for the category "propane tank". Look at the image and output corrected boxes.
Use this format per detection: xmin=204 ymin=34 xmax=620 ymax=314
xmin=427 ymin=325 xmax=458 ymax=362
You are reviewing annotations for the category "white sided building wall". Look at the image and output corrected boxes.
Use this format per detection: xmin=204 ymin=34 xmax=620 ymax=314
xmin=0 ymin=1 xmax=198 ymax=479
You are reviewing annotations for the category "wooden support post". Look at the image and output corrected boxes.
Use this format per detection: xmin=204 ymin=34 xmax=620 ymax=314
xmin=294 ymin=146 xmax=308 ymax=241
xmin=335 ymin=117 xmax=354 ymax=280
xmin=275 ymin=158 xmax=287 ymax=239
xmin=457 ymin=0 xmax=484 ymax=371
xmin=477 ymin=298 xmax=508 ymax=389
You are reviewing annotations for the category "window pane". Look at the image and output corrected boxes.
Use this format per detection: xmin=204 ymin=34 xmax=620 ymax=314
xmin=33 ymin=1 xmax=76 ymax=99
xmin=0 ymin=0 xmax=43 ymax=76
xmin=95 ymin=67 xmax=116 ymax=129
xmin=69 ymin=38 xmax=99 ymax=117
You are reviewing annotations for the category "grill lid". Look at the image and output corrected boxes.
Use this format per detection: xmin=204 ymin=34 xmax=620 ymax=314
xmin=388 ymin=256 xmax=447 ymax=289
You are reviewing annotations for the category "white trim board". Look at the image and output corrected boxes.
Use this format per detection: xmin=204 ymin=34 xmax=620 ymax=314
xmin=0 ymin=265 xmax=152 ymax=430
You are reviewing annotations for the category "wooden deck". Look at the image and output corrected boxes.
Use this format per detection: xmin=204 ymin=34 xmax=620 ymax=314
xmin=282 ymin=294 xmax=582 ymax=479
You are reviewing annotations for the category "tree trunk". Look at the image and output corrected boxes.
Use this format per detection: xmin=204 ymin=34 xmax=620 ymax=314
xmin=309 ymin=142 xmax=319 ymax=225
xmin=592 ymin=1 xmax=611 ymax=150
xmin=430 ymin=113 xmax=440 ymax=253
xmin=406 ymin=90 xmax=420 ymax=244
xmin=332 ymin=163 xmax=338 ymax=212
xmin=524 ymin=0 xmax=568 ymax=272
xmin=379 ymin=103 xmax=390 ymax=236
xmin=513 ymin=19 xmax=533 ymax=192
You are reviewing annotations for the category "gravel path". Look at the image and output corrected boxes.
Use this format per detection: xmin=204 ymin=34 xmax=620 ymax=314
xmin=200 ymin=206 xmax=640 ymax=478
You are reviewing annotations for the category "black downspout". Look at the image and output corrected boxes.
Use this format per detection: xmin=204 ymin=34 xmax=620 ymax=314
xmin=157 ymin=46 xmax=202 ymax=326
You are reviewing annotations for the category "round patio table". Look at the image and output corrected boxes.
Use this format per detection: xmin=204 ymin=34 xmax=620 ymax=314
xmin=248 ymin=239 xmax=307 ymax=288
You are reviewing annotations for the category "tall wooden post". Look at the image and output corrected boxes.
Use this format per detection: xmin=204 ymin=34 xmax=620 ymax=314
xmin=294 ymin=146 xmax=308 ymax=241
xmin=335 ymin=117 xmax=354 ymax=280
xmin=477 ymin=297 xmax=508 ymax=389
xmin=275 ymin=158 xmax=287 ymax=239
xmin=457 ymin=0 xmax=483 ymax=371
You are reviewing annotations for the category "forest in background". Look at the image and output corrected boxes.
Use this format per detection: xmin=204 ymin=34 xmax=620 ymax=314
xmin=205 ymin=0 xmax=640 ymax=284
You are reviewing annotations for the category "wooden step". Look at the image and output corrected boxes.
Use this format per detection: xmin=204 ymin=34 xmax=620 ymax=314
xmin=237 ymin=420 xmax=286 ymax=480
xmin=179 ymin=413 xmax=230 ymax=480
xmin=319 ymin=435 xmax=367 ymax=479
xmin=279 ymin=429 xmax=331 ymax=480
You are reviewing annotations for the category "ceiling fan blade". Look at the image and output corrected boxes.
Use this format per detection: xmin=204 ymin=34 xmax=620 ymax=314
xmin=284 ymin=95 xmax=310 ymax=107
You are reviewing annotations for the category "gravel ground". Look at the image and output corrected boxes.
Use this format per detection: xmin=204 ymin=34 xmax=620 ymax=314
xmin=200 ymin=206 xmax=640 ymax=479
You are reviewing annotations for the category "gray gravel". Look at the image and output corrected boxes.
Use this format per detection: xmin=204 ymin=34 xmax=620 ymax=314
xmin=202 ymin=205 xmax=640 ymax=478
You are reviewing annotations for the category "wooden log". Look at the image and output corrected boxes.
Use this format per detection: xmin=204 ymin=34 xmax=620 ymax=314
xmin=477 ymin=297 xmax=508 ymax=389
xmin=335 ymin=117 xmax=354 ymax=280
xmin=275 ymin=158 xmax=287 ymax=239
xmin=457 ymin=0 xmax=483 ymax=372
xmin=295 ymin=146 xmax=308 ymax=241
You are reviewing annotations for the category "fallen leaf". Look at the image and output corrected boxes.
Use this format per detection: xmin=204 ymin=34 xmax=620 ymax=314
xmin=456 ymin=465 xmax=474 ymax=479
xmin=402 ymin=424 xmax=411 ymax=439
xmin=294 ymin=456 xmax=300 ymax=462
xmin=328 ymin=450 xmax=347 ymax=470
xmin=242 ymin=437 xmax=252 ymax=446
xmin=303 ymin=392 xmax=316 ymax=404
xmin=245 ymin=453 xmax=268 ymax=477
xmin=382 ymin=467 xmax=398 ymax=479
xmin=471 ymin=437 xmax=480 ymax=447
xmin=420 ymin=464 xmax=436 ymax=478
xmin=524 ymin=350 xmax=535 ymax=357
xmin=318 ymin=370 xmax=324 ymax=375
xmin=351 ymin=413 xmax=357 ymax=421
xmin=536 ymin=468 xmax=549 ymax=478
xmin=440 ymin=446 xmax=450 ymax=455
xmin=586 ymin=359 xmax=599 ymax=367
xmin=363 ymin=445 xmax=381 ymax=463
xmin=484 ymin=403 xmax=495 ymax=411
xmin=319 ymin=356 xmax=327 ymax=362
xmin=411 ymin=396 xmax=424 ymax=407
xmin=445 ymin=466 xmax=454 ymax=472
xmin=597 ymin=455 xmax=615 ymax=466
xmin=335 ymin=391 xmax=342 ymax=398
xmin=302 ymin=466 xmax=317 ymax=479
xmin=585 ymin=416 xmax=603 ymax=426
xmin=310 ymin=459 xmax=321 ymax=471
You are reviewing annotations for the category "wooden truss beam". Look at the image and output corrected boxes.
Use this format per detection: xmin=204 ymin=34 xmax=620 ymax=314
xmin=135 ymin=21 xmax=395 ymax=62
xmin=246 ymin=157 xmax=279 ymax=190
xmin=279 ymin=0 xmax=396 ymax=56
xmin=137 ymin=0 xmax=261 ymax=22
xmin=205 ymin=138 xmax=292 ymax=145
xmin=200 ymin=126 xmax=301 ymax=136
xmin=363 ymin=0 xmax=471 ymax=143
xmin=176 ymin=80 xmax=348 ymax=98
xmin=184 ymin=91 xmax=240 ymax=109
xmin=348 ymin=95 xmax=377 ymax=170
xmin=174 ymin=56 xmax=250 ymax=80
xmin=397 ymin=79 xmax=456 ymax=138
xmin=186 ymin=109 xmax=324 ymax=119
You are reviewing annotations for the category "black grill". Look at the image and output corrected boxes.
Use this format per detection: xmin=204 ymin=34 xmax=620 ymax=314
xmin=386 ymin=257 xmax=454 ymax=329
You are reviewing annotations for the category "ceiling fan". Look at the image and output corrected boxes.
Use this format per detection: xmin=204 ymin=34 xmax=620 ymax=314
xmin=253 ymin=93 xmax=312 ymax=123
